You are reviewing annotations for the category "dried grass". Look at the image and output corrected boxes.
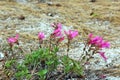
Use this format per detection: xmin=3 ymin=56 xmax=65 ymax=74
xmin=0 ymin=0 xmax=120 ymax=44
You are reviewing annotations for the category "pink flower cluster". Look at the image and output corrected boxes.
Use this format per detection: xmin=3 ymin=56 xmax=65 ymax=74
xmin=53 ymin=28 xmax=62 ymax=37
xmin=64 ymin=30 xmax=78 ymax=40
xmin=88 ymin=33 xmax=110 ymax=61
xmin=52 ymin=23 xmax=64 ymax=43
xmin=88 ymin=33 xmax=110 ymax=49
xmin=7 ymin=34 xmax=19 ymax=47
xmin=38 ymin=32 xmax=45 ymax=41
xmin=7 ymin=23 xmax=110 ymax=62
xmin=51 ymin=23 xmax=79 ymax=42
xmin=52 ymin=23 xmax=62 ymax=37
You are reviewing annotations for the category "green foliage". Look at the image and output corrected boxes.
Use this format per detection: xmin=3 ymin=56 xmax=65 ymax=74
xmin=4 ymin=47 xmax=83 ymax=80
xmin=38 ymin=69 xmax=48 ymax=79
xmin=15 ymin=70 xmax=29 ymax=78
xmin=14 ymin=47 xmax=60 ymax=79
xmin=62 ymin=56 xmax=73 ymax=73
xmin=72 ymin=60 xmax=83 ymax=75
xmin=91 ymin=13 xmax=99 ymax=17
xmin=5 ymin=60 xmax=16 ymax=68
xmin=62 ymin=55 xmax=83 ymax=75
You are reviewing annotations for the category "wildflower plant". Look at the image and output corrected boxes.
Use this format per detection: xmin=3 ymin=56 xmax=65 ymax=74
xmin=79 ymin=33 xmax=110 ymax=65
xmin=49 ymin=22 xmax=64 ymax=49
xmin=38 ymin=32 xmax=45 ymax=48
xmin=7 ymin=34 xmax=19 ymax=50
xmin=6 ymin=34 xmax=24 ymax=56
xmin=0 ymin=23 xmax=110 ymax=80
xmin=64 ymin=30 xmax=78 ymax=55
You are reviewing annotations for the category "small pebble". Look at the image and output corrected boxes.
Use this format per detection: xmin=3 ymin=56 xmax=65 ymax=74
xmin=18 ymin=15 xmax=25 ymax=20
xmin=90 ymin=0 xmax=96 ymax=2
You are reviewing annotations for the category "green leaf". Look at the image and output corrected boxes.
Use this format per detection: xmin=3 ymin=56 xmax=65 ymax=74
xmin=73 ymin=61 xmax=83 ymax=75
xmin=38 ymin=69 xmax=48 ymax=77
xmin=15 ymin=69 xmax=29 ymax=78
xmin=5 ymin=60 xmax=15 ymax=68
xmin=64 ymin=65 xmax=71 ymax=73
xmin=14 ymin=45 xmax=19 ymax=49
xmin=53 ymin=47 xmax=59 ymax=53
xmin=26 ymin=74 xmax=32 ymax=79
xmin=74 ymin=62 xmax=80 ymax=69
xmin=46 ymin=61 xmax=54 ymax=65
xmin=92 ymin=13 xmax=98 ymax=17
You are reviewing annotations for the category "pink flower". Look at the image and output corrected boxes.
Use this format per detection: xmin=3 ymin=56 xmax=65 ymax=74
xmin=88 ymin=33 xmax=93 ymax=39
xmin=99 ymin=74 xmax=106 ymax=79
xmin=90 ymin=36 xmax=100 ymax=44
xmin=64 ymin=30 xmax=78 ymax=40
xmin=98 ymin=52 xmax=107 ymax=61
xmin=88 ymin=35 xmax=102 ymax=45
xmin=51 ymin=22 xmax=62 ymax=29
xmin=38 ymin=32 xmax=45 ymax=40
xmin=58 ymin=36 xmax=64 ymax=43
xmin=53 ymin=28 xmax=62 ymax=37
xmin=51 ymin=23 xmax=63 ymax=38
xmin=88 ymin=33 xmax=110 ymax=49
xmin=56 ymin=23 xmax=62 ymax=29
xmin=8 ymin=34 xmax=19 ymax=45
xmin=98 ymin=41 xmax=110 ymax=48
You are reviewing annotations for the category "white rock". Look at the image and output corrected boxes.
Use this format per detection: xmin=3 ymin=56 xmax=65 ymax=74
xmin=16 ymin=0 xmax=27 ymax=3
xmin=0 ymin=52 xmax=4 ymax=59
xmin=106 ymin=76 xmax=120 ymax=80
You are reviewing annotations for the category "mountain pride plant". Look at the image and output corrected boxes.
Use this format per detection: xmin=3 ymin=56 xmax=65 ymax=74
xmin=0 ymin=22 xmax=110 ymax=80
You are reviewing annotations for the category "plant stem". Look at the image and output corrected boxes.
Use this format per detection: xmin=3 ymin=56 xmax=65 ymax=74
xmin=78 ymin=43 xmax=87 ymax=61
xmin=56 ymin=73 xmax=66 ymax=80
xmin=49 ymin=35 xmax=52 ymax=51
xmin=67 ymin=40 xmax=70 ymax=56
xmin=39 ymin=41 xmax=42 ymax=48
